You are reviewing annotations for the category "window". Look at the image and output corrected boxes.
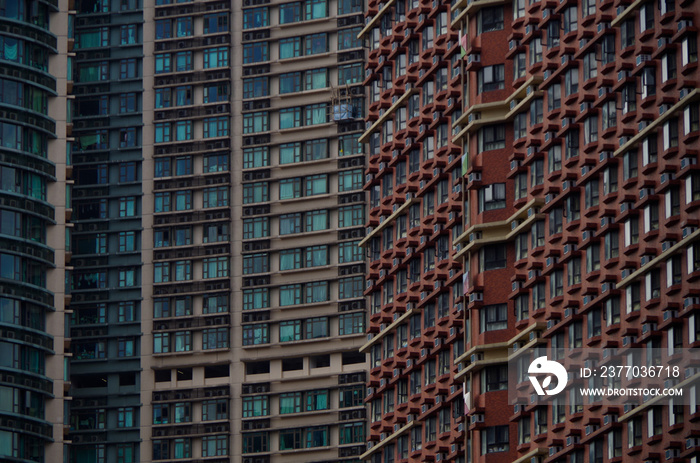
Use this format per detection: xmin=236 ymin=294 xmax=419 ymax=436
xmin=641 ymin=67 xmax=656 ymax=99
xmin=530 ymin=38 xmax=543 ymax=64
xmin=119 ymin=231 xmax=136 ymax=252
xmin=117 ymin=407 xmax=134 ymax=428
xmin=339 ymin=313 xmax=365 ymax=335
xmin=203 ymin=257 xmax=228 ymax=279
xmin=119 ymin=162 xmax=136 ymax=183
xmin=243 ymin=112 xmax=269 ymax=133
xmin=203 ymin=294 xmax=228 ymax=314
xmin=243 ymin=217 xmax=269 ymax=239
xmin=243 ymin=42 xmax=269 ymax=64
xmin=582 ymin=116 xmax=598 ymax=146
xmin=340 ymin=422 xmax=365 ymax=444
xmin=242 ymin=396 xmax=268 ymax=418
xmin=683 ymin=33 xmax=698 ymax=66
xmin=478 ymin=125 xmax=506 ymax=152
xmin=564 ymin=68 xmax=579 ymax=97
xmin=204 ymin=153 xmax=229 ymax=172
xmin=339 ymin=169 xmax=363 ymax=192
xmin=638 ymin=1 xmax=654 ymax=31
xmin=339 ymin=276 xmax=363 ymax=299
xmin=530 ymin=98 xmax=543 ymax=125
xmin=339 ymin=205 xmax=364 ymax=228
xmin=175 ymin=17 xmax=192 ymax=37
xmin=478 ymin=7 xmax=504 ymax=33
xmin=663 ymin=117 xmax=679 ymax=150
xmin=119 ymin=197 xmax=136 ymax=217
xmin=243 ymin=148 xmax=268 ymax=169
xmin=685 ymin=103 xmax=700 ymax=135
xmin=279 ymin=72 xmax=301 ymax=94
xmin=482 ymin=426 xmax=509 ymax=454
xmin=202 ymin=435 xmax=228 ymax=457
xmin=117 ymin=337 xmax=135 ymax=356
xmin=621 ymin=19 xmax=635 ymax=49
xmin=338 ymin=27 xmax=362 ymax=50
xmin=243 ymin=288 xmax=269 ymax=310
xmin=203 ymin=328 xmax=228 ymax=350
xmin=119 ymin=59 xmax=137 ymax=79
xmin=119 ymin=93 xmax=136 ymax=114
xmin=242 ymin=324 xmax=269 ymax=345
xmin=280 ymin=107 xmax=301 ymax=129
xmin=339 ymin=0 xmax=362 ymax=14
xmin=338 ymin=63 xmax=363 ymax=85
xmin=243 ymin=76 xmax=267 ymax=99
xmin=243 ymin=182 xmax=269 ymax=204
xmin=583 ymin=52 xmax=597 ymax=81
xmin=547 ymin=84 xmax=561 ymax=112
xmin=548 ymin=145 xmax=562 ymax=172
xmin=119 ymin=128 xmax=136 ymax=148
xmin=483 ymin=365 xmax=508 ymax=391
xmin=204 ymin=47 xmax=229 ymax=68
xmin=243 ymin=253 xmax=269 ymax=274
xmin=242 ymin=432 xmax=268 ymax=453
xmin=242 ymin=8 xmax=266 ymax=29
xmin=478 ymin=65 xmax=505 ymax=92
xmin=480 ymin=304 xmax=507 ymax=331
xmin=582 ymin=0 xmax=595 ymax=16
xmin=478 ymin=183 xmax=506 ymax=212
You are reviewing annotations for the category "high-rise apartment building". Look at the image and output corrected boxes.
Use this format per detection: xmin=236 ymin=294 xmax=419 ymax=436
xmin=66 ymin=0 xmax=370 ymax=462
xmin=69 ymin=0 xmax=143 ymax=461
xmin=236 ymin=1 xmax=369 ymax=461
xmin=359 ymin=1 xmax=467 ymax=462
xmin=0 ymin=1 xmax=70 ymax=462
xmin=452 ymin=0 xmax=700 ymax=461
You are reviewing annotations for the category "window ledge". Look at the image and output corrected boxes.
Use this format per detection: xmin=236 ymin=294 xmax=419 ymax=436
xmin=278 ymin=87 xmax=330 ymax=99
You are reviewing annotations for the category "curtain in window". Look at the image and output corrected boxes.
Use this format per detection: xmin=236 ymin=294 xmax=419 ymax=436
xmin=280 ymin=286 xmax=299 ymax=306
xmin=279 ymin=323 xmax=299 ymax=342
xmin=279 ymin=395 xmax=299 ymax=414
xmin=279 ymin=181 xmax=297 ymax=200
xmin=280 ymin=251 xmax=297 ymax=270
xmin=279 ymin=145 xmax=299 ymax=164
xmin=311 ymin=247 xmax=326 ymax=266
xmin=309 ymin=106 xmax=326 ymax=125
xmin=309 ymin=211 xmax=327 ymax=230
xmin=307 ymin=283 xmax=327 ymax=302
xmin=311 ymin=70 xmax=326 ymax=89
xmin=3 ymin=38 xmax=18 ymax=61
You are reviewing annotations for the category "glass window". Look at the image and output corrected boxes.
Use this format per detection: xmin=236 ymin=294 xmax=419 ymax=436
xmin=205 ymin=12 xmax=229 ymax=33
xmin=243 ymin=42 xmax=269 ymax=63
xmin=242 ymin=8 xmax=268 ymax=29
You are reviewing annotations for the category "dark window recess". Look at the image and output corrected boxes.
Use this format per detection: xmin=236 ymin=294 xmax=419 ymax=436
xmin=342 ymin=351 xmax=366 ymax=365
xmin=119 ymin=372 xmax=137 ymax=386
xmin=246 ymin=361 xmax=270 ymax=375
xmin=204 ymin=364 xmax=229 ymax=378
xmin=73 ymin=374 xmax=108 ymax=389
xmin=311 ymin=354 xmax=331 ymax=368
xmin=282 ymin=357 xmax=304 ymax=371
xmin=154 ymin=369 xmax=171 ymax=382
xmin=177 ymin=368 xmax=193 ymax=381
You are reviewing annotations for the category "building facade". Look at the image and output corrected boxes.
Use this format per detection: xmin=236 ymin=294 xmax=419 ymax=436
xmin=359 ymin=1 xmax=467 ymax=462
xmin=453 ymin=0 xmax=700 ymax=461
xmin=0 ymin=0 xmax=70 ymax=462
xmin=236 ymin=1 xmax=369 ymax=461
xmin=67 ymin=0 xmax=369 ymax=462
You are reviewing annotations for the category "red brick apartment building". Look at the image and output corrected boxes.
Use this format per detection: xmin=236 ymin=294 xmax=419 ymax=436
xmin=363 ymin=0 xmax=700 ymax=462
